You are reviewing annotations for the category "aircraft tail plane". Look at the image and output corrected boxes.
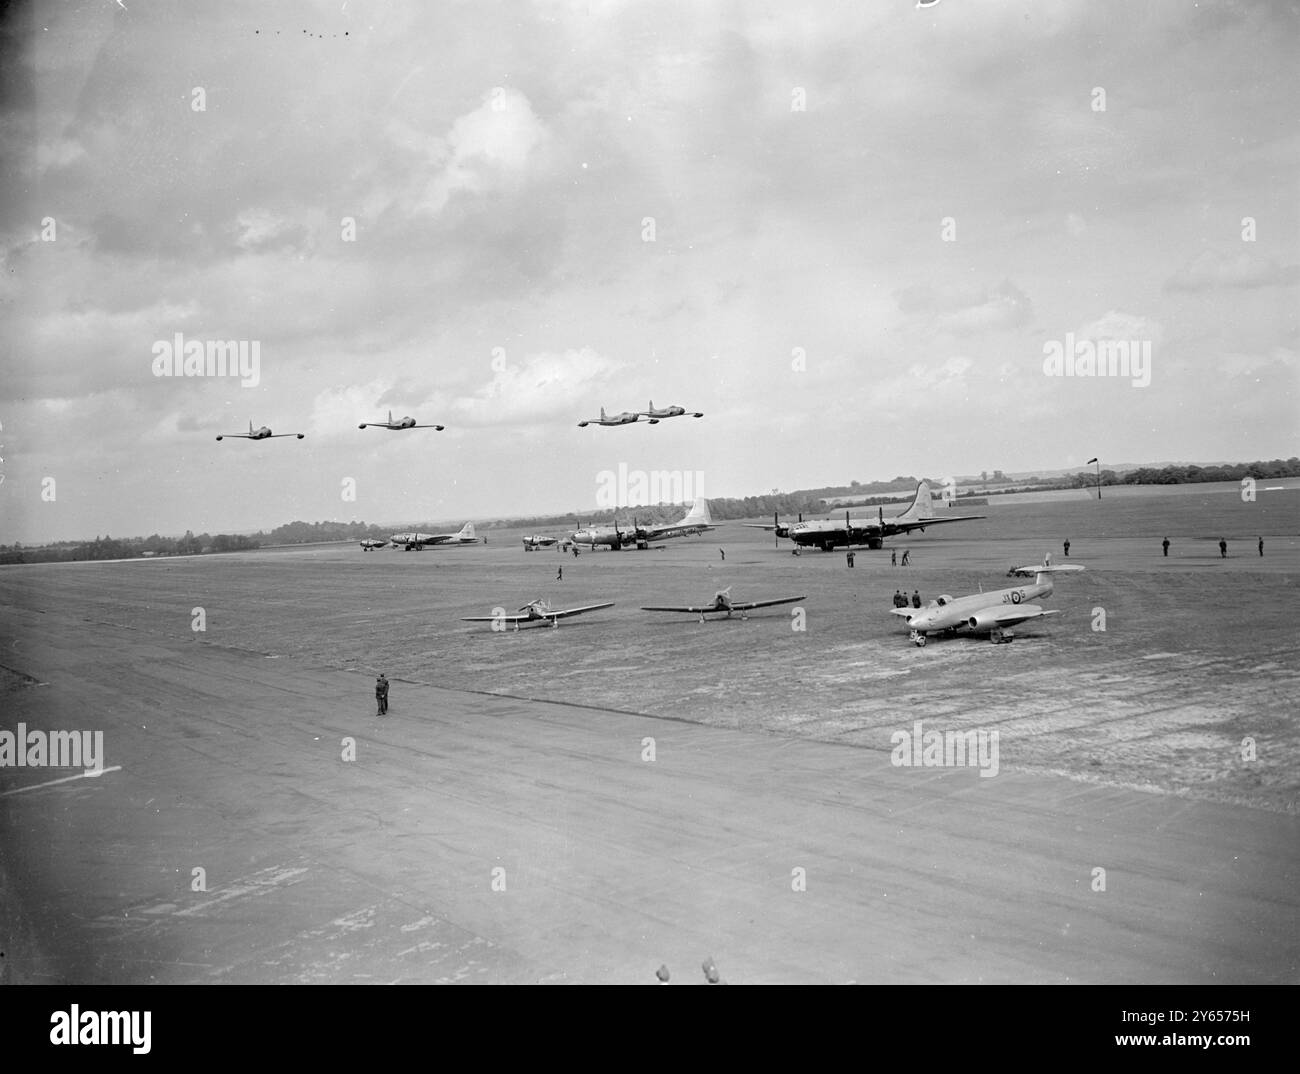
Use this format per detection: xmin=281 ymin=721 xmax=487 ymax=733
xmin=459 ymin=522 xmax=476 ymax=541
xmin=896 ymin=481 xmax=936 ymax=522
xmin=679 ymin=497 xmax=712 ymax=526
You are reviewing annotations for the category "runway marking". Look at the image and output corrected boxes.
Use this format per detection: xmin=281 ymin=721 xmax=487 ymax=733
xmin=0 ymin=765 xmax=121 ymax=797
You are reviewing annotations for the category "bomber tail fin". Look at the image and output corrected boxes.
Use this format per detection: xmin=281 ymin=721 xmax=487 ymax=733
xmin=896 ymin=481 xmax=936 ymax=522
xmin=679 ymin=498 xmax=712 ymax=526
xmin=459 ymin=522 xmax=476 ymax=540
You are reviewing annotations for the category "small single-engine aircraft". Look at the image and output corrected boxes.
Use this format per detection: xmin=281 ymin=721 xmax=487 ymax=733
xmin=390 ymin=522 xmax=478 ymax=550
xmin=578 ymin=407 xmax=655 ymax=428
xmin=522 ymin=535 xmax=559 ymax=550
xmin=746 ymin=481 xmax=983 ymax=551
xmin=358 ymin=410 xmax=445 ymax=431
xmin=640 ymin=400 xmax=704 ymax=420
xmin=216 ymin=421 xmax=304 ymax=441
xmin=462 ymin=598 xmax=616 ymax=630
xmin=891 ymin=564 xmax=1085 ymax=646
xmin=359 ymin=539 xmax=388 ymax=551
xmin=642 ymin=587 xmax=805 ymax=623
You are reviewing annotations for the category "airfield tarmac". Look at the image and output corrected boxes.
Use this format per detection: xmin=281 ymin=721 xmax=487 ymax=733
xmin=1 ymin=482 xmax=1297 ymax=982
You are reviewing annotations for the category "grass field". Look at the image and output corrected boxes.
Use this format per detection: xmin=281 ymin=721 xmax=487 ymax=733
xmin=4 ymin=480 xmax=1297 ymax=814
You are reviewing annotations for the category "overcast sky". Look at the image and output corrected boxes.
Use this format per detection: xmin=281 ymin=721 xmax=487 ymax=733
xmin=2 ymin=0 xmax=1296 ymax=543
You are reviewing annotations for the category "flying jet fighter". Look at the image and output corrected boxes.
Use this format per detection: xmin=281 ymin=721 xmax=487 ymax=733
xmin=891 ymin=564 xmax=1085 ymax=646
xmin=747 ymin=481 xmax=983 ymax=551
xmin=578 ymin=407 xmax=656 ymax=428
xmin=215 ymin=421 xmax=304 ymax=441
xmin=640 ymin=400 xmax=704 ymax=420
xmin=462 ymin=598 xmax=616 ymax=630
xmin=358 ymin=410 xmax=445 ymax=431
xmin=642 ymin=587 xmax=805 ymax=623
xmin=390 ymin=522 xmax=478 ymax=550
xmin=522 ymin=535 xmax=559 ymax=550
xmin=359 ymin=539 xmax=388 ymax=550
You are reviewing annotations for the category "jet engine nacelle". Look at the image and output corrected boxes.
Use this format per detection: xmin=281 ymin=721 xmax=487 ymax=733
xmin=967 ymin=610 xmax=1004 ymax=632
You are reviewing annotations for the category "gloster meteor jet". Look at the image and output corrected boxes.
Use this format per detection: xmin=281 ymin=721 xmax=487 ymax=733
xmin=359 ymin=410 xmax=444 ymax=431
xmin=462 ymin=598 xmax=616 ymax=630
xmin=890 ymin=564 xmax=1085 ymax=646
xmin=215 ymin=421 xmax=304 ymax=441
xmin=642 ymin=587 xmax=805 ymax=623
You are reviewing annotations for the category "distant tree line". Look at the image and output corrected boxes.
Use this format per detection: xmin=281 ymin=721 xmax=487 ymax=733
xmin=6 ymin=459 xmax=1295 ymax=564
xmin=0 ymin=531 xmax=260 ymax=565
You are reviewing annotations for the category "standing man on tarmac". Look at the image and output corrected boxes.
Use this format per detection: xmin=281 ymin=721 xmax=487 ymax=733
xmin=375 ymin=674 xmax=389 ymax=716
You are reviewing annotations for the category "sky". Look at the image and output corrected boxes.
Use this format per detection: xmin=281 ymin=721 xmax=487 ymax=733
xmin=1 ymin=0 xmax=1296 ymax=543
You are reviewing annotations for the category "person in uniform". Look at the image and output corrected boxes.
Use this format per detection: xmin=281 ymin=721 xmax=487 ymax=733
xmin=1219 ymin=537 xmax=1228 ymax=559
xmin=1162 ymin=537 xmax=1170 ymax=556
xmin=911 ymin=590 xmax=922 ymax=609
xmin=375 ymin=674 xmax=389 ymax=716
xmin=1063 ymin=539 xmax=1071 ymax=557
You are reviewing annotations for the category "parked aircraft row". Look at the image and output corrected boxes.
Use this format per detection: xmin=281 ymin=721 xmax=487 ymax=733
xmin=570 ymin=498 xmax=716 ymax=549
xmin=459 ymin=566 xmax=1084 ymax=643
xmin=577 ymin=401 xmax=703 ymax=427
xmin=460 ymin=588 xmax=803 ymax=630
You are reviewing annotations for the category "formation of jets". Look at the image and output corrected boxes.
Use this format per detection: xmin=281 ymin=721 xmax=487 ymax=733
xmin=642 ymin=587 xmax=805 ymax=623
xmin=215 ymin=421 xmax=304 ymax=442
xmin=890 ymin=564 xmax=1085 ymax=646
xmin=462 ymin=598 xmax=616 ymax=630
xmin=577 ymin=401 xmax=704 ymax=427
xmin=749 ymin=481 xmax=984 ymax=551
xmin=571 ymin=499 xmax=715 ymax=550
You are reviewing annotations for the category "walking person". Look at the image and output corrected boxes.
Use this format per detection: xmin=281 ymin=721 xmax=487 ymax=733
xmin=1258 ymin=536 xmax=1264 ymax=557
xmin=1162 ymin=537 xmax=1170 ymax=557
xmin=1219 ymin=537 xmax=1228 ymax=559
xmin=891 ymin=549 xmax=897 ymax=566
xmin=557 ymin=566 xmax=563 ymax=582
xmin=901 ymin=549 xmax=910 ymax=567
xmin=720 ymin=548 xmax=725 ymax=562
xmin=1063 ymin=539 xmax=1071 ymax=557
xmin=375 ymin=674 xmax=389 ymax=716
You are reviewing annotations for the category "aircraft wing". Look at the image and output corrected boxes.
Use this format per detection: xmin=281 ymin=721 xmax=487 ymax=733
xmin=890 ymin=608 xmax=916 ymax=618
xmin=544 ymin=602 xmax=616 ymax=619
xmin=641 ymin=604 xmax=715 ymax=614
xmin=741 ymin=523 xmax=779 ymax=531
xmin=985 ymin=605 xmax=1058 ymax=627
xmin=885 ymin=514 xmax=985 ymax=535
xmin=729 ymin=595 xmax=805 ymax=611
xmin=461 ymin=614 xmax=531 ymax=623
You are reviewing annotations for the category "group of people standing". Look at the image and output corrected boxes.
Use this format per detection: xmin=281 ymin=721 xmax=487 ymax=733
xmin=892 ymin=589 xmax=922 ymax=609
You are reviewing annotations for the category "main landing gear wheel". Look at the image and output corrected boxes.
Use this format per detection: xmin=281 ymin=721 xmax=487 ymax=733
xmin=910 ymin=630 xmax=927 ymax=647
xmin=990 ymin=628 xmax=1014 ymax=644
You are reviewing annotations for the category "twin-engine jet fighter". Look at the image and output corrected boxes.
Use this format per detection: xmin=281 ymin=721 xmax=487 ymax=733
xmin=640 ymin=400 xmax=704 ymax=420
xmin=642 ymin=587 xmax=805 ymax=623
xmin=578 ymin=407 xmax=655 ymax=428
xmin=891 ymin=564 xmax=1085 ymax=646
xmin=462 ymin=598 xmax=616 ymax=630
xmin=215 ymin=421 xmax=304 ymax=441
xmin=747 ymin=481 xmax=983 ymax=551
xmin=390 ymin=522 xmax=477 ymax=550
xmin=359 ymin=410 xmax=445 ymax=431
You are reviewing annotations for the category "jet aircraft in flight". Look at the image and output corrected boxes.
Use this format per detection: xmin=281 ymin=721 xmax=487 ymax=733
xmin=640 ymin=401 xmax=704 ymax=420
xmin=215 ymin=421 xmax=304 ymax=441
xmin=577 ymin=407 xmax=655 ymax=428
xmin=359 ymin=410 xmax=445 ymax=431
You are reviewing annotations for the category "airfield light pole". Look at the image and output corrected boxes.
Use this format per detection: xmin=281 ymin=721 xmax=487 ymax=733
xmin=1087 ymin=457 xmax=1101 ymax=500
